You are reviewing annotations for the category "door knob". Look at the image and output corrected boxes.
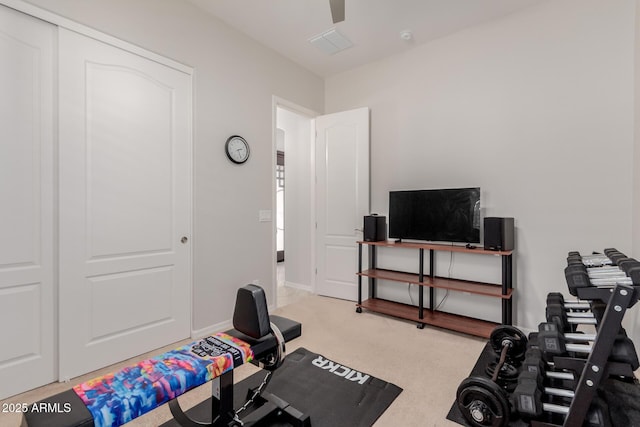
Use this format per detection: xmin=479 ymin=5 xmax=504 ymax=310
xmin=181 ymin=236 xmax=188 ymax=244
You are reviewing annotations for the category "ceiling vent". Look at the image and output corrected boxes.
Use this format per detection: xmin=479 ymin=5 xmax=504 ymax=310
xmin=309 ymin=28 xmax=353 ymax=55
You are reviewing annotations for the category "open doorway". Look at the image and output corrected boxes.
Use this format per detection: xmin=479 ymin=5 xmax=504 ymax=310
xmin=273 ymin=99 xmax=317 ymax=307
xmin=272 ymin=99 xmax=370 ymax=305
xmin=276 ymin=134 xmax=285 ymax=263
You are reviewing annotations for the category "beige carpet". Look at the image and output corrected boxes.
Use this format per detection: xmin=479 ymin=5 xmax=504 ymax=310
xmin=0 ymin=294 xmax=487 ymax=426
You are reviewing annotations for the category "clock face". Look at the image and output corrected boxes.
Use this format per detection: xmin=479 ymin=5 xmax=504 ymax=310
xmin=225 ymin=136 xmax=250 ymax=164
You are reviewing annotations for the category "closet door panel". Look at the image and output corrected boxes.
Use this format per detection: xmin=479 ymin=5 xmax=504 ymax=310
xmin=58 ymin=28 xmax=192 ymax=380
xmin=0 ymin=5 xmax=55 ymax=399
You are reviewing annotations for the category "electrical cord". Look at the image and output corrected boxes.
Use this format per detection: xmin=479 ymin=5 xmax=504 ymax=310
xmin=435 ymin=243 xmax=455 ymax=310
xmin=408 ymin=283 xmax=414 ymax=305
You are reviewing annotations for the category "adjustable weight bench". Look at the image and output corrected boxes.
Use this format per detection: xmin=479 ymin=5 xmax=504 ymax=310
xmin=21 ymin=284 xmax=307 ymax=427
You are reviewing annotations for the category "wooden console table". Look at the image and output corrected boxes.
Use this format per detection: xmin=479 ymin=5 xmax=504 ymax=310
xmin=356 ymin=241 xmax=513 ymax=338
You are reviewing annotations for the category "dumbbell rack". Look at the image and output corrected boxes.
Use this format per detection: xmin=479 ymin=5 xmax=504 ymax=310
xmin=531 ymin=283 xmax=637 ymax=427
xmin=455 ymin=248 xmax=640 ymax=427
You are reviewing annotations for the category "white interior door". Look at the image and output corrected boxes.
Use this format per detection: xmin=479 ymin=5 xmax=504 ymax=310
xmin=58 ymin=29 xmax=192 ymax=380
xmin=315 ymin=107 xmax=369 ymax=301
xmin=0 ymin=5 xmax=55 ymax=399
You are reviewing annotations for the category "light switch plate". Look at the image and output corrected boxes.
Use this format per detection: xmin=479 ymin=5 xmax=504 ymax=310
xmin=259 ymin=210 xmax=272 ymax=222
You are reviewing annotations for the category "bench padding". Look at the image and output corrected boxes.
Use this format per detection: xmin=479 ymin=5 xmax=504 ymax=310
xmin=74 ymin=333 xmax=252 ymax=427
xmin=22 ymin=316 xmax=301 ymax=427
xmin=226 ymin=315 xmax=301 ymax=360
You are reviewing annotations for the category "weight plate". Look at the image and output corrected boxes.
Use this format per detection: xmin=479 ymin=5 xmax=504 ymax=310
xmin=456 ymin=376 xmax=510 ymax=427
xmin=485 ymin=361 xmax=519 ymax=383
xmin=489 ymin=325 xmax=528 ymax=361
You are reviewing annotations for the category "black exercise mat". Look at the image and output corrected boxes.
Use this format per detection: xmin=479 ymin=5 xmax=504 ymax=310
xmin=161 ymin=347 xmax=402 ymax=427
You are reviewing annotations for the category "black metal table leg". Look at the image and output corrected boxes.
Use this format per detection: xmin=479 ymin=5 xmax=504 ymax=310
xmin=169 ymin=370 xmax=235 ymax=427
xmin=429 ymin=249 xmax=435 ymax=311
xmin=501 ymin=254 xmax=512 ymax=325
xmin=357 ymin=243 xmax=362 ymax=312
xmin=369 ymin=245 xmax=377 ymax=299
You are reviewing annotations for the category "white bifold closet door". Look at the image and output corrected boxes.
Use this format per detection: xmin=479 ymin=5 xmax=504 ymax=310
xmin=0 ymin=5 xmax=56 ymax=400
xmin=58 ymin=28 xmax=192 ymax=380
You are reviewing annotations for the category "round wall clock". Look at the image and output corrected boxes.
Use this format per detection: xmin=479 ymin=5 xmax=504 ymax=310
xmin=225 ymin=135 xmax=250 ymax=164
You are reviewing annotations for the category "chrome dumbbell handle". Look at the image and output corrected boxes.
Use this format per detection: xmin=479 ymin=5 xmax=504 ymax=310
xmin=564 ymin=332 xmax=596 ymax=342
xmin=545 ymin=371 xmax=574 ymax=381
xmin=542 ymin=402 xmax=570 ymax=415
xmin=544 ymin=387 xmax=575 ymax=399
xmin=563 ymin=301 xmax=591 ymax=310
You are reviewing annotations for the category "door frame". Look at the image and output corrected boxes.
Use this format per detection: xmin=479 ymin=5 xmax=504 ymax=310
xmin=271 ymin=97 xmax=319 ymax=304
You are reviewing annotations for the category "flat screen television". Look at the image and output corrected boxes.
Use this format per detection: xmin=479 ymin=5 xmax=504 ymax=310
xmin=388 ymin=187 xmax=480 ymax=243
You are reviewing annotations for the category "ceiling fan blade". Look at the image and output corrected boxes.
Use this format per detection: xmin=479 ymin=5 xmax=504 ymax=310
xmin=329 ymin=0 xmax=345 ymax=23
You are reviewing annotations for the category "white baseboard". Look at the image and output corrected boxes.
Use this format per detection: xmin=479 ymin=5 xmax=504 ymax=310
xmin=283 ymin=281 xmax=313 ymax=292
xmin=191 ymin=319 xmax=232 ymax=339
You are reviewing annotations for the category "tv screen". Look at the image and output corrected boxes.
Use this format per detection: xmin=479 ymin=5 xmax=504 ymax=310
xmin=389 ymin=188 xmax=480 ymax=243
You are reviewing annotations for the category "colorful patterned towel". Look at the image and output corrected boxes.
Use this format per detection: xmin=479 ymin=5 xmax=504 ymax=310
xmin=73 ymin=333 xmax=253 ymax=427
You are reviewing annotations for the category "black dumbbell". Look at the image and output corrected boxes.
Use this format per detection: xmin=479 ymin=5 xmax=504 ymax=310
xmin=537 ymin=323 xmax=639 ymax=370
xmin=513 ymin=366 xmax=576 ymax=419
xmin=603 ymin=248 xmax=623 ymax=257
xmin=564 ymin=264 xmax=591 ymax=297
xmin=604 ymin=250 xmax=627 ymax=265
xmin=521 ymin=345 xmax=578 ymax=386
xmin=512 ymin=371 xmax=543 ymax=417
xmin=513 ymin=354 xmax=610 ymax=425
xmin=513 ymin=376 xmax=611 ymax=426
xmin=584 ymin=258 xmax=639 ymax=287
xmin=582 ymin=254 xmax=613 ymax=267
xmin=587 ymin=262 xmax=635 ymax=282
xmin=538 ymin=322 xmax=595 ymax=355
xmin=564 ymin=257 xmax=637 ymax=296
xmin=567 ymin=254 xmax=583 ymax=266
xmin=524 ymin=340 xmax=580 ymax=389
xmin=568 ymin=251 xmax=616 ymax=267
xmin=570 ymin=248 xmax=627 ymax=269
xmin=546 ymin=303 xmax=597 ymax=332
xmin=546 ymin=292 xmax=591 ymax=311
xmin=618 ymin=259 xmax=640 ymax=284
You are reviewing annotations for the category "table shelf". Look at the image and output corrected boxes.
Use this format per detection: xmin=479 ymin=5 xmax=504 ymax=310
xmin=356 ymin=240 xmax=514 ymax=337
xmin=357 ymin=298 xmax=499 ymax=338
xmin=357 ymin=268 xmax=512 ymax=299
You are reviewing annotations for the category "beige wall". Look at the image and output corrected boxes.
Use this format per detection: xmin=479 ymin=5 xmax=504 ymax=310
xmin=22 ymin=0 xmax=324 ymax=334
xmin=12 ymin=0 xmax=640 ymax=337
xmin=326 ymin=0 xmax=635 ymax=330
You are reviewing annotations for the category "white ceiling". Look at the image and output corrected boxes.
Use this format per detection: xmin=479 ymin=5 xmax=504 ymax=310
xmin=187 ymin=0 xmax=545 ymax=77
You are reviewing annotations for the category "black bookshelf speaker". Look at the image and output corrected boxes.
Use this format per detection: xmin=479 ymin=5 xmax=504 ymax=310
xmin=364 ymin=215 xmax=386 ymax=242
xmin=484 ymin=217 xmax=514 ymax=251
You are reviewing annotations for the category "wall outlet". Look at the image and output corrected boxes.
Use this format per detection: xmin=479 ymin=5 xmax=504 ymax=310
xmin=252 ymin=279 xmax=260 ymax=286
